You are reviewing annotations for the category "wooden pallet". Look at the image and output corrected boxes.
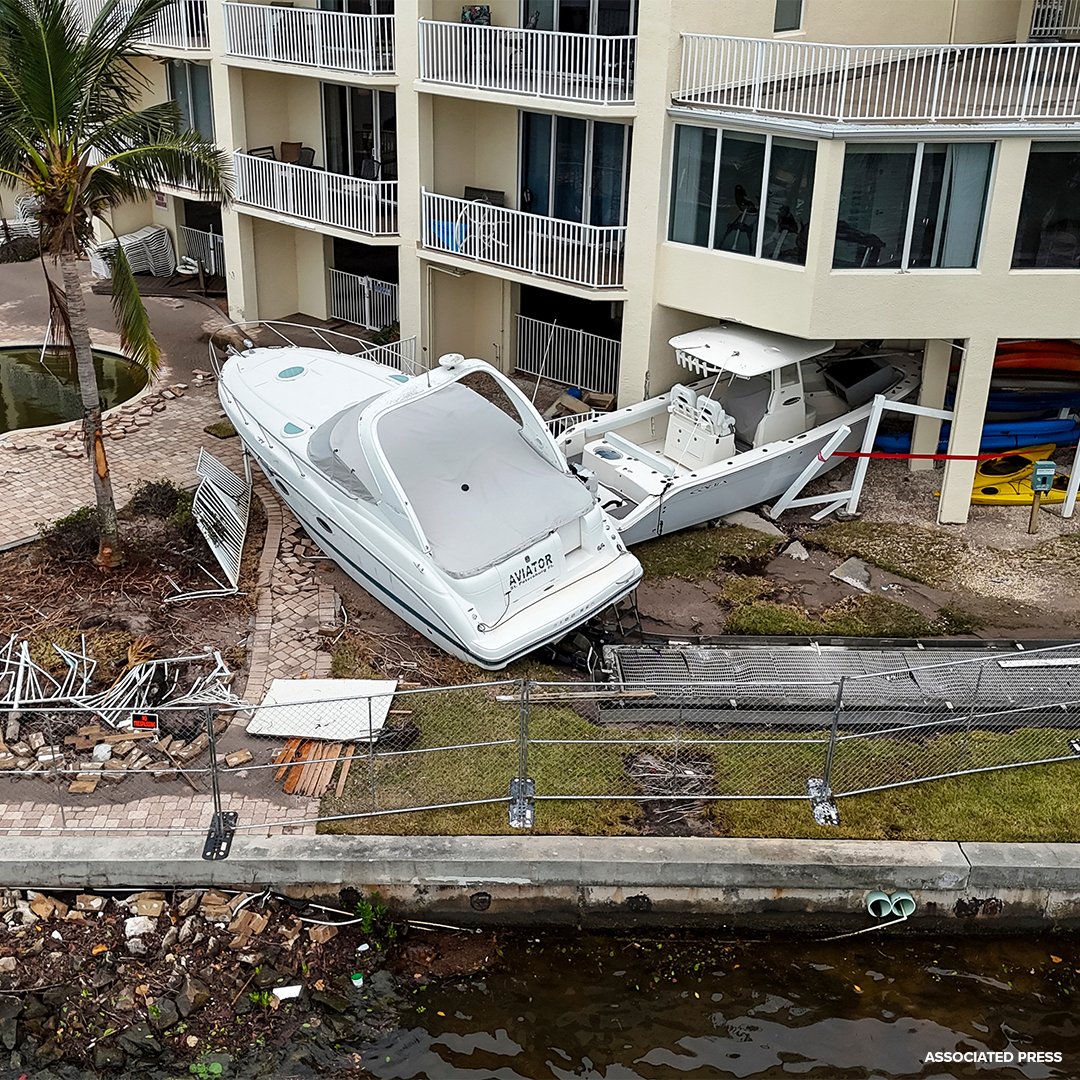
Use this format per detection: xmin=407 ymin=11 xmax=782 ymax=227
xmin=276 ymin=739 xmax=351 ymax=798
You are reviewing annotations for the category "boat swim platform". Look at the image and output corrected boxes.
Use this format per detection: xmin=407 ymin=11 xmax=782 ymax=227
xmin=597 ymin=641 xmax=1080 ymax=729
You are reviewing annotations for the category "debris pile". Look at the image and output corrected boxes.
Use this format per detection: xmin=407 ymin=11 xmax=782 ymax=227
xmin=0 ymin=885 xmax=403 ymax=1075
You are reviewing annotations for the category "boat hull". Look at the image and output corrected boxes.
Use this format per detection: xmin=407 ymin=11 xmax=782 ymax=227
xmin=245 ymin=446 xmax=637 ymax=670
xmin=617 ymin=416 xmax=873 ymax=545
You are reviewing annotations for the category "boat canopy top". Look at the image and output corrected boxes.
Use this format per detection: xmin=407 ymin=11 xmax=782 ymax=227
xmin=376 ymin=382 xmax=593 ymax=578
xmin=669 ymin=323 xmax=835 ymax=379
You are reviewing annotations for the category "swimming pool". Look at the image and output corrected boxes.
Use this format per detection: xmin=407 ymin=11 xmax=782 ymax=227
xmin=0 ymin=344 xmax=149 ymax=434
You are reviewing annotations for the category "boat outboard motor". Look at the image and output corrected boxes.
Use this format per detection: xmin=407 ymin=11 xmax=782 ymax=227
xmin=570 ymin=461 xmax=599 ymax=496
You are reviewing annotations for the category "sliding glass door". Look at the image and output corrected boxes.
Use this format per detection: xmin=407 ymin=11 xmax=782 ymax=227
xmin=323 ymin=85 xmax=397 ymax=180
xmin=521 ymin=111 xmax=630 ymax=225
xmin=523 ymin=0 xmax=636 ymax=34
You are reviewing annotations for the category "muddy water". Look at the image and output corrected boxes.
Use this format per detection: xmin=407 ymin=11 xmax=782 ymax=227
xmin=0 ymin=346 xmax=147 ymax=433
xmin=363 ymin=933 xmax=1080 ymax=1079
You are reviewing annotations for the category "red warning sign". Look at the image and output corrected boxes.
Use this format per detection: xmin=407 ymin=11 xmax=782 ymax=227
xmin=132 ymin=712 xmax=159 ymax=732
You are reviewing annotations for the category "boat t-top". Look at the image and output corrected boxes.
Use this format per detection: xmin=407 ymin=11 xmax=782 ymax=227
xmin=554 ymin=323 xmax=919 ymax=544
xmin=216 ymin=327 xmax=642 ymax=669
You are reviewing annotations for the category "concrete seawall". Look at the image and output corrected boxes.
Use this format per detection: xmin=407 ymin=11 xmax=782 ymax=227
xmin=4 ymin=836 xmax=1080 ymax=930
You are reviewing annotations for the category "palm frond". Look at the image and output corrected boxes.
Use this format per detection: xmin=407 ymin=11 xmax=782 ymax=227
xmin=42 ymin=258 xmax=75 ymax=354
xmin=105 ymin=239 xmax=160 ymax=375
xmin=99 ymin=131 xmax=233 ymax=202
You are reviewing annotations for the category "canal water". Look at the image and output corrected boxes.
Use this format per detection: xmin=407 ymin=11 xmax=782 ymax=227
xmin=363 ymin=932 xmax=1079 ymax=1079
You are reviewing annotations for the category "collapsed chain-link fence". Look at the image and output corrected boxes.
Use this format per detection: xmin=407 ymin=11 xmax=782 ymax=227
xmin=2 ymin=643 xmax=1079 ymax=845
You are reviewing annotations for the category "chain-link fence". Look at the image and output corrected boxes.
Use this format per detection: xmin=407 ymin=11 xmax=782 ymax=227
xmin=3 ymin=644 xmax=1079 ymax=845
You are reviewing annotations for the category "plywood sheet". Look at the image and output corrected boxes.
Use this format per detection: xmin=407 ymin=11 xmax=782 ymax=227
xmin=248 ymin=679 xmax=397 ymax=741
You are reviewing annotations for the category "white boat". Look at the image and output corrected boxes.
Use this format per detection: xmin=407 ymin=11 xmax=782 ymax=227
xmin=553 ymin=323 xmax=920 ymax=545
xmin=215 ymin=327 xmax=641 ymax=669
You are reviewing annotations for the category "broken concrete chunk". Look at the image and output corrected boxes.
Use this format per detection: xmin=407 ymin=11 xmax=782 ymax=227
xmin=829 ymin=555 xmax=872 ymax=592
xmin=782 ymin=541 xmax=810 ymax=561
xmin=720 ymin=510 xmax=786 ymax=538
xmin=224 ymin=749 xmax=253 ymax=768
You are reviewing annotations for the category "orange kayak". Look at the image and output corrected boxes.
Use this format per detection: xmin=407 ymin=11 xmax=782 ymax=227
xmin=994 ymin=340 xmax=1080 ymax=373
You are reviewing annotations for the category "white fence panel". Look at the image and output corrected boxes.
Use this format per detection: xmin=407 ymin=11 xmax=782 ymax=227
xmin=1031 ymin=0 xmax=1080 ymax=37
xmin=234 ymin=152 xmax=398 ymax=237
xmin=329 ymin=269 xmax=399 ymax=331
xmin=515 ymin=315 xmax=620 ymax=395
xmin=179 ymin=226 xmax=225 ymax=275
xmin=224 ymin=2 xmax=394 ymax=74
xmin=419 ymin=19 xmax=634 ymax=105
xmin=72 ymin=0 xmax=209 ymax=49
xmin=678 ymin=35 xmax=1080 ymax=123
xmin=422 ymin=191 xmax=624 ymax=289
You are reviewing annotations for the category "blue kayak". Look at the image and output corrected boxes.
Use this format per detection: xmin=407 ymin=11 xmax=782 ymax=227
xmin=945 ymin=389 xmax=1080 ymax=413
xmin=876 ymin=417 xmax=1080 ymax=454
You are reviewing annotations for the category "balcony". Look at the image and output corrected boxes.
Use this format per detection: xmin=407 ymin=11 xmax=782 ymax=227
xmin=1031 ymin=1 xmax=1080 ymax=38
xmin=72 ymin=0 xmax=209 ymax=50
xmin=418 ymin=20 xmax=635 ymax=107
xmin=224 ymin=2 xmax=394 ymax=76
xmin=422 ymin=192 xmax=625 ymax=289
xmin=234 ymin=152 xmax=398 ymax=237
xmin=677 ymin=36 xmax=1080 ymax=129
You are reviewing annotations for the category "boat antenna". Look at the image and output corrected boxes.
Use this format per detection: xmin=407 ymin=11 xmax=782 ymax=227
xmin=531 ymin=318 xmax=558 ymax=405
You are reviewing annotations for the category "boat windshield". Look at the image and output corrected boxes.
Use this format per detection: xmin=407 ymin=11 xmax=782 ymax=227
xmin=308 ymin=401 xmax=379 ymax=501
xmin=376 ymin=382 xmax=592 ymax=577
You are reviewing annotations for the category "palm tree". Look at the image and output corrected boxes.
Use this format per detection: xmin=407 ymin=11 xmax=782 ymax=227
xmin=0 ymin=0 xmax=230 ymax=568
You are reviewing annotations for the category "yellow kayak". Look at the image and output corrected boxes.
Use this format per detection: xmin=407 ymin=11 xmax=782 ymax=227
xmin=974 ymin=444 xmax=1055 ymax=485
xmin=971 ymin=473 xmax=1072 ymax=505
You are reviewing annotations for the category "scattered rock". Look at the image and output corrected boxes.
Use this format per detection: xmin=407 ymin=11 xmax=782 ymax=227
xmin=93 ymin=1043 xmax=126 ymax=1070
xmin=0 ymin=957 xmax=16 ymax=973
xmin=782 ymin=540 xmax=810 ymax=561
xmin=119 ymin=1020 xmax=161 ymax=1057
xmin=830 ymin=556 xmax=873 ymax=593
xmin=308 ymin=924 xmax=338 ymax=945
xmin=720 ymin=510 xmax=786 ymax=538
xmin=176 ymin=974 xmax=210 ymax=1017
xmin=124 ymin=915 xmax=158 ymax=940
xmin=148 ymin=996 xmax=178 ymax=1033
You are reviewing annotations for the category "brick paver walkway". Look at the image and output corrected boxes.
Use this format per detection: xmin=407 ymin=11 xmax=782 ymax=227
xmin=1 ymin=281 xmax=340 ymax=837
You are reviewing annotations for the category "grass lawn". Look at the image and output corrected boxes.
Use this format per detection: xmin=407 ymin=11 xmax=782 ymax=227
xmin=806 ymin=520 xmax=959 ymax=587
xmin=317 ymin=679 xmax=1080 ymax=842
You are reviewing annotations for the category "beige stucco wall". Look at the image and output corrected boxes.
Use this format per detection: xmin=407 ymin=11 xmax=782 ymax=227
xmin=653 ymin=135 xmax=1080 ymax=342
xmin=669 ymin=0 xmax=1023 ymax=44
xmin=426 ymin=264 xmax=507 ymax=366
xmin=240 ymin=70 xmax=323 ymax=158
xmin=252 ymin=217 xmax=300 ymax=316
xmin=430 ymin=97 xmax=520 ymax=205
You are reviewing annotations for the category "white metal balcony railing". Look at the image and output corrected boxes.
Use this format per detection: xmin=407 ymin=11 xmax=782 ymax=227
xmin=1031 ymin=0 xmax=1080 ymax=38
xmin=234 ymin=152 xmax=398 ymax=237
xmin=179 ymin=225 xmax=225 ymax=275
xmin=678 ymin=35 xmax=1080 ymax=124
xmin=73 ymin=0 xmax=209 ymax=49
xmin=224 ymin=2 xmax=394 ymax=75
xmin=329 ymin=268 xmax=399 ymax=331
xmin=418 ymin=20 xmax=635 ymax=106
xmin=422 ymin=192 xmax=625 ymax=289
xmin=515 ymin=315 xmax=620 ymax=396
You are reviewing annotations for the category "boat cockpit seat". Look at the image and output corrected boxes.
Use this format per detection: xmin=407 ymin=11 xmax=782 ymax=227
xmin=697 ymin=396 xmax=734 ymax=436
xmin=668 ymin=384 xmax=697 ymax=420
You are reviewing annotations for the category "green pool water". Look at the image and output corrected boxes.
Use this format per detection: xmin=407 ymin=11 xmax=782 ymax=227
xmin=0 ymin=345 xmax=148 ymax=435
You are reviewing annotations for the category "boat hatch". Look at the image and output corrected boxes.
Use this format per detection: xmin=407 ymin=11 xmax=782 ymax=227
xmin=670 ymin=323 xmax=834 ymax=379
xmin=277 ymin=364 xmax=306 ymax=380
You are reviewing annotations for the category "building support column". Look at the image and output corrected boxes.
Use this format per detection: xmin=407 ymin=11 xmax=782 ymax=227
xmin=938 ymin=334 xmax=996 ymax=525
xmin=909 ymin=338 xmax=953 ymax=472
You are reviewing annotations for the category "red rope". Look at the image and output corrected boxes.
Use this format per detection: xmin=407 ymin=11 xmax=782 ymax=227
xmin=832 ymin=450 xmax=1025 ymax=461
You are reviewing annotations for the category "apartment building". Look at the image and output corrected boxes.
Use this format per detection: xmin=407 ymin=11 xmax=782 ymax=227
xmin=75 ymin=0 xmax=1080 ymax=523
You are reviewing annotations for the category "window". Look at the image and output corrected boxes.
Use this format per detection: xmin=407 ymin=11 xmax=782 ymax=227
xmin=521 ymin=113 xmax=631 ymax=226
xmin=833 ymin=142 xmax=993 ymax=270
xmin=168 ymin=62 xmax=213 ymax=141
xmin=774 ymin=0 xmax=802 ymax=32
xmin=524 ymin=1 xmax=638 ymax=34
xmin=1013 ymin=142 xmax=1080 ymax=269
xmin=323 ymin=86 xmax=397 ymax=180
xmin=668 ymin=124 xmax=816 ymax=265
